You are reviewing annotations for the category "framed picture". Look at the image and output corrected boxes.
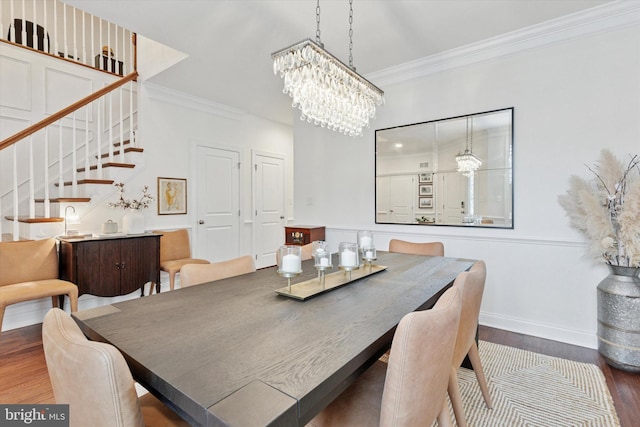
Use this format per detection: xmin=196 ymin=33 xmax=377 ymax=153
xmin=419 ymin=197 xmax=433 ymax=209
xmin=419 ymin=172 xmax=433 ymax=183
xmin=419 ymin=184 xmax=433 ymax=196
xmin=158 ymin=177 xmax=187 ymax=215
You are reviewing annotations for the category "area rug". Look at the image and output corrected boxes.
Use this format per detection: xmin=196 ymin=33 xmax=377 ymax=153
xmin=448 ymin=340 xmax=621 ymax=426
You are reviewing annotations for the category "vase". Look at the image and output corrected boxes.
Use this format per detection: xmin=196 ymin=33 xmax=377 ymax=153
xmin=122 ymin=209 xmax=145 ymax=234
xmin=597 ymin=264 xmax=640 ymax=372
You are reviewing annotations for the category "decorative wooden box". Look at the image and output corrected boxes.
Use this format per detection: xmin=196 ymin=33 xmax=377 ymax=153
xmin=285 ymin=225 xmax=325 ymax=245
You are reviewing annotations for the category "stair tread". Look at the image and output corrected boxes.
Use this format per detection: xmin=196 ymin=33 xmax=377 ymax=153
xmin=54 ymin=179 xmax=114 ymax=187
xmin=77 ymin=162 xmax=136 ymax=172
xmin=99 ymin=147 xmax=144 ymax=158
xmin=34 ymin=198 xmax=91 ymax=203
xmin=5 ymin=216 xmax=64 ymax=223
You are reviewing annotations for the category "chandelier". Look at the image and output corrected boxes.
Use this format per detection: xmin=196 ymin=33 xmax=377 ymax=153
xmin=272 ymin=0 xmax=384 ymax=137
xmin=455 ymin=116 xmax=482 ymax=177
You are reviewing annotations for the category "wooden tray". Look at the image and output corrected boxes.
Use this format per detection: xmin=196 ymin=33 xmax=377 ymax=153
xmin=275 ymin=264 xmax=387 ymax=301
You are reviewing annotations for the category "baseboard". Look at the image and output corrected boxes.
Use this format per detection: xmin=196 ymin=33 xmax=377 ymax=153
xmin=480 ymin=311 xmax=598 ymax=350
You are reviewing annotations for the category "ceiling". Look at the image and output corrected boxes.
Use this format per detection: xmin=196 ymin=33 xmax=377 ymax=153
xmin=65 ymin=0 xmax=612 ymax=127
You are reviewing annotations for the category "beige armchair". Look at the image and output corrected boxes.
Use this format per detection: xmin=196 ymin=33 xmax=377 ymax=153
xmin=0 ymin=238 xmax=78 ymax=335
xmin=180 ymin=255 xmax=256 ymax=288
xmin=307 ymin=286 xmax=462 ymax=427
xmin=388 ymin=239 xmax=444 ymax=256
xmin=153 ymin=229 xmax=209 ymax=292
xmin=42 ymin=308 xmax=189 ymax=426
xmin=448 ymin=260 xmax=492 ymax=427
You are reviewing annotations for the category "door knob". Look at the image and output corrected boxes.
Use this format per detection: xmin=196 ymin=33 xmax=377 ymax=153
xmin=198 ymin=220 xmax=204 ymax=224
xmin=280 ymin=216 xmax=285 ymax=219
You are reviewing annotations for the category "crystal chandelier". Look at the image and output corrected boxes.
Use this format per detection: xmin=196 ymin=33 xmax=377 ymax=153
xmin=455 ymin=116 xmax=482 ymax=177
xmin=272 ymin=0 xmax=384 ymax=137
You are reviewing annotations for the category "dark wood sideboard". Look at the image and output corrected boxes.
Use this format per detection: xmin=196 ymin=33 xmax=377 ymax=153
xmin=284 ymin=225 xmax=325 ymax=245
xmin=59 ymin=234 xmax=160 ymax=297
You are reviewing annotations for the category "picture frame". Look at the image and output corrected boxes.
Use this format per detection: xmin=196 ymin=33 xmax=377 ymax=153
xmin=419 ymin=197 xmax=433 ymax=209
xmin=419 ymin=184 xmax=433 ymax=196
xmin=419 ymin=172 xmax=433 ymax=183
xmin=158 ymin=177 xmax=187 ymax=215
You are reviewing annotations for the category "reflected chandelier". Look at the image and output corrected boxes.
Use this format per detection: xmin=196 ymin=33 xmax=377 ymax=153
xmin=455 ymin=116 xmax=482 ymax=178
xmin=272 ymin=0 xmax=384 ymax=137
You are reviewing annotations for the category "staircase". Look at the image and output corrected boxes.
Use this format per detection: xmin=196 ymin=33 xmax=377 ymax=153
xmin=0 ymin=58 xmax=141 ymax=242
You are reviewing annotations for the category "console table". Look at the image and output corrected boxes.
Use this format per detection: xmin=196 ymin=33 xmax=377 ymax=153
xmin=59 ymin=234 xmax=160 ymax=297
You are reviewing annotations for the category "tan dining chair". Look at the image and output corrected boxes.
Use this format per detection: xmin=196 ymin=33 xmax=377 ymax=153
xmin=179 ymin=255 xmax=256 ymax=288
xmin=388 ymin=239 xmax=444 ymax=257
xmin=42 ymin=308 xmax=189 ymax=427
xmin=153 ymin=229 xmax=209 ymax=292
xmin=307 ymin=286 xmax=462 ymax=427
xmin=448 ymin=260 xmax=492 ymax=427
xmin=0 ymin=238 xmax=78 ymax=335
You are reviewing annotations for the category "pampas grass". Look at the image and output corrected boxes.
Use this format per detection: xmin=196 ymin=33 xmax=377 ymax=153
xmin=558 ymin=149 xmax=640 ymax=267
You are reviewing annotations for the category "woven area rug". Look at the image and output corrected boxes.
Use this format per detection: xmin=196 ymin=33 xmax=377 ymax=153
xmin=447 ymin=340 xmax=620 ymax=426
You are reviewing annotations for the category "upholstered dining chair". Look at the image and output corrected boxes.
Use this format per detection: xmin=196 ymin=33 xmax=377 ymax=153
xmin=42 ymin=308 xmax=189 ymax=427
xmin=0 ymin=238 xmax=78 ymax=335
xmin=388 ymin=239 xmax=444 ymax=257
xmin=179 ymin=255 xmax=256 ymax=288
xmin=448 ymin=260 xmax=492 ymax=427
xmin=152 ymin=229 xmax=209 ymax=292
xmin=307 ymin=286 xmax=462 ymax=427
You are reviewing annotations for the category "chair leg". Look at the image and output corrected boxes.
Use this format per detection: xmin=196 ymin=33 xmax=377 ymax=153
xmin=169 ymin=272 xmax=176 ymax=291
xmin=436 ymin=400 xmax=454 ymax=427
xmin=468 ymin=341 xmax=492 ymax=409
xmin=0 ymin=305 xmax=5 ymax=336
xmin=448 ymin=366 xmax=467 ymax=427
xmin=51 ymin=295 xmax=60 ymax=308
xmin=68 ymin=292 xmax=78 ymax=313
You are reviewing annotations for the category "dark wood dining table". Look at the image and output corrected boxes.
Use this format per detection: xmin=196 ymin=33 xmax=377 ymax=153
xmin=73 ymin=252 xmax=475 ymax=427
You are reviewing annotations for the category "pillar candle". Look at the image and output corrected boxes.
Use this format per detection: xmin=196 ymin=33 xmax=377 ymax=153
xmin=281 ymin=254 xmax=301 ymax=273
xmin=341 ymin=250 xmax=357 ymax=267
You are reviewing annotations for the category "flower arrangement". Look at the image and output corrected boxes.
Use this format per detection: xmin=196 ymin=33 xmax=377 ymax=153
xmin=558 ymin=149 xmax=640 ymax=267
xmin=107 ymin=182 xmax=154 ymax=210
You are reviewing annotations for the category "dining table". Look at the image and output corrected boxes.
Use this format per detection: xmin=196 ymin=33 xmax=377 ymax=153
xmin=73 ymin=251 xmax=475 ymax=427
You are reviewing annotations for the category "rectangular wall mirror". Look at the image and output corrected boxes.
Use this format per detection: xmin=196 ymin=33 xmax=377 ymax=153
xmin=375 ymin=107 xmax=513 ymax=228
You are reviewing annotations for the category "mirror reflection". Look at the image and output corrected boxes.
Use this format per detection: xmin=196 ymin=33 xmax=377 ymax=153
xmin=375 ymin=108 xmax=513 ymax=228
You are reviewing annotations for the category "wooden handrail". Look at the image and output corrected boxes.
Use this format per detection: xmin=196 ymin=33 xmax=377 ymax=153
xmin=0 ymin=71 xmax=139 ymax=151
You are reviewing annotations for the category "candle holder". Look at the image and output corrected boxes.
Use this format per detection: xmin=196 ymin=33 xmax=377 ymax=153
xmin=357 ymin=230 xmax=374 ymax=251
xmin=361 ymin=246 xmax=377 ymax=272
xmin=338 ymin=242 xmax=359 ymax=280
xmin=313 ymin=245 xmax=333 ymax=289
xmin=277 ymin=245 xmax=303 ymax=293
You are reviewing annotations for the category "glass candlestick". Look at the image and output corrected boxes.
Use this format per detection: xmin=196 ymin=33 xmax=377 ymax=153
xmin=357 ymin=230 xmax=374 ymax=251
xmin=313 ymin=247 xmax=333 ymax=289
xmin=361 ymin=245 xmax=377 ymax=272
xmin=338 ymin=242 xmax=359 ymax=280
xmin=277 ymin=245 xmax=302 ymax=293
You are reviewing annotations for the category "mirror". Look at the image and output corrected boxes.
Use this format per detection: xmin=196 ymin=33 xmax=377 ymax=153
xmin=375 ymin=108 xmax=513 ymax=228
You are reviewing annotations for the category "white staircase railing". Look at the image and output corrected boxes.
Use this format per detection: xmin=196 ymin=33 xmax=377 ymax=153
xmin=1 ymin=0 xmax=135 ymax=76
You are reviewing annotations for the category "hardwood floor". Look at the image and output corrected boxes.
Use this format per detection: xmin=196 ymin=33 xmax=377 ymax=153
xmin=1 ymin=323 xmax=638 ymax=426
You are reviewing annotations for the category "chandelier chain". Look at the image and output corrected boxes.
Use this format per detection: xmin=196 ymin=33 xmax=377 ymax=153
xmin=348 ymin=0 xmax=354 ymax=69
xmin=316 ymin=0 xmax=321 ymax=44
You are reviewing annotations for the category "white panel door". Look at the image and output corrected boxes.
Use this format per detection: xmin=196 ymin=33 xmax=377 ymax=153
xmin=442 ymin=172 xmax=468 ymax=223
xmin=388 ymin=175 xmax=415 ymax=223
xmin=253 ymin=151 xmax=285 ymax=268
xmin=195 ymin=145 xmax=240 ymax=262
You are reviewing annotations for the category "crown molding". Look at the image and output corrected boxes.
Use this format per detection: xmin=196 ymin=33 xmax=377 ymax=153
xmin=141 ymin=81 xmax=244 ymax=121
xmin=367 ymin=1 xmax=640 ymax=87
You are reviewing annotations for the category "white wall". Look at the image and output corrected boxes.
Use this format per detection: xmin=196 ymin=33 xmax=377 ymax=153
xmin=292 ymin=21 xmax=640 ymax=348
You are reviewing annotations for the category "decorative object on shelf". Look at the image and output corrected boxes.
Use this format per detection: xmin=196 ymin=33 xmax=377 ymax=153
xmin=455 ymin=116 xmax=482 ymax=177
xmin=277 ymin=245 xmax=303 ymax=294
xmin=559 ymin=149 xmax=640 ymax=371
xmin=63 ymin=206 xmax=80 ymax=237
xmin=101 ymin=220 xmax=118 ymax=234
xmin=312 ymin=241 xmax=332 ymax=288
xmin=271 ymin=0 xmax=384 ymax=137
xmin=157 ymin=177 xmax=187 ymax=215
xmin=107 ymin=182 xmax=154 ymax=234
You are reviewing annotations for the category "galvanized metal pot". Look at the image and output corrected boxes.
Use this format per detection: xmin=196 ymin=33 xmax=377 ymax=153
xmin=597 ymin=265 xmax=640 ymax=372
